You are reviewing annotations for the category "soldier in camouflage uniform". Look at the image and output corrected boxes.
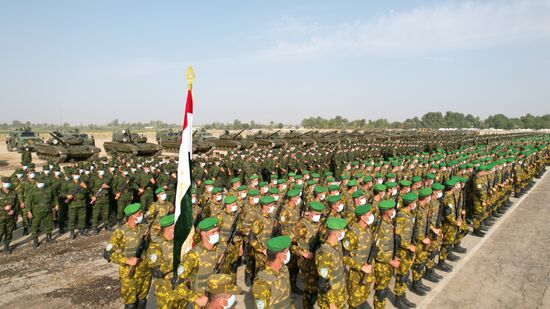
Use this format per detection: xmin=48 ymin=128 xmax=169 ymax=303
xmin=438 ymin=179 xmax=461 ymax=270
xmin=253 ymin=235 xmax=293 ymax=309
xmin=291 ymin=201 xmax=325 ymax=309
xmin=27 ymin=175 xmax=57 ymax=248
xmin=250 ymin=196 xmax=277 ymax=273
xmin=472 ymin=166 xmax=489 ymax=237
xmin=147 ymin=188 xmax=174 ymax=236
xmin=0 ymin=177 xmax=18 ymax=255
xmin=147 ymin=214 xmax=175 ymax=309
xmin=105 ymin=203 xmax=152 ymax=309
xmin=342 ymin=204 xmax=375 ymax=309
xmin=114 ymin=168 xmax=134 ymax=225
xmin=205 ymin=273 xmax=243 ymax=308
xmin=63 ymin=170 xmax=90 ymax=239
xmin=315 ymin=217 xmax=348 ymax=309
xmin=373 ymin=200 xmax=400 ymax=309
xmin=134 ymin=165 xmax=156 ymax=212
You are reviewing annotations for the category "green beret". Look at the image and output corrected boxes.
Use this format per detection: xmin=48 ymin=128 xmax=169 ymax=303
xmin=124 ymin=203 xmax=141 ymax=217
xmin=444 ymin=179 xmax=457 ymax=188
xmin=155 ymin=188 xmax=165 ymax=194
xmin=270 ymin=174 xmax=278 ymax=180
xmin=399 ymin=180 xmax=412 ymax=187
xmin=211 ymin=187 xmax=222 ymax=194
xmin=326 ymin=176 xmax=335 ymax=183
xmin=314 ymin=186 xmax=327 ymax=194
xmin=327 ymin=195 xmax=341 ymax=205
xmin=324 ymin=171 xmax=333 ymax=177
xmin=363 ymin=176 xmax=373 ymax=182
xmin=198 ymin=217 xmax=218 ymax=231
xmin=385 ymin=182 xmax=397 ymax=189
xmin=248 ymin=189 xmax=259 ymax=197
xmin=326 ymin=217 xmax=347 ymax=230
xmin=277 ymin=179 xmax=286 ymax=185
xmin=258 ymin=181 xmax=268 ymax=187
xmin=402 ymin=192 xmax=418 ymax=204
xmin=260 ymin=196 xmax=275 ymax=205
xmin=307 ymin=180 xmax=316 ymax=186
xmin=294 ymin=175 xmax=302 ymax=179
xmin=431 ymin=183 xmax=445 ymax=191
xmin=309 ymin=201 xmax=326 ymax=212
xmin=204 ymin=180 xmax=215 ymax=185
xmin=248 ymin=175 xmax=259 ymax=180
xmin=311 ymin=173 xmax=320 ymax=178
xmin=224 ymin=195 xmax=237 ymax=204
xmin=351 ymin=190 xmax=364 ymax=199
xmin=267 ymin=235 xmax=291 ymax=252
xmin=287 ymin=189 xmax=300 ymax=198
xmin=425 ymin=173 xmax=436 ymax=180
xmin=288 ymin=172 xmax=296 ymax=177
xmin=355 ymin=204 xmax=372 ymax=216
xmin=159 ymin=214 xmax=175 ymax=227
xmin=375 ymin=173 xmax=384 ymax=178
xmin=411 ymin=176 xmax=422 ymax=183
xmin=341 ymin=174 xmax=350 ymax=180
xmin=328 ymin=184 xmax=339 ymax=191
xmin=237 ymin=185 xmax=247 ymax=191
xmin=268 ymin=187 xmax=279 ymax=194
xmin=386 ymin=172 xmax=396 ymax=178
xmin=347 ymin=179 xmax=358 ymax=187
xmin=373 ymin=184 xmax=387 ymax=192
xmin=379 ymin=200 xmax=396 ymax=211
xmin=231 ymin=177 xmax=240 ymax=184
xmin=418 ymin=187 xmax=433 ymax=198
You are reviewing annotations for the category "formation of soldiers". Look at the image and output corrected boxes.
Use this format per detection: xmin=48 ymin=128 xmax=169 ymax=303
xmin=0 ymin=132 xmax=548 ymax=309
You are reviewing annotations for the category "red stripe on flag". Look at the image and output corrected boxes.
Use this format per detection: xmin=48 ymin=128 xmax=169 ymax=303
xmin=183 ymin=90 xmax=193 ymax=131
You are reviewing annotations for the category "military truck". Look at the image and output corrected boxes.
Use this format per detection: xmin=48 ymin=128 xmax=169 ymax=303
xmin=104 ymin=129 xmax=162 ymax=158
xmin=5 ymin=127 xmax=43 ymax=152
xmin=34 ymin=130 xmax=101 ymax=163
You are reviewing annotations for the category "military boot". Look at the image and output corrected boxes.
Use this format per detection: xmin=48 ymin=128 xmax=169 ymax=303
xmin=416 ymin=279 xmax=431 ymax=291
xmin=446 ymin=247 xmax=460 ymax=261
xmin=137 ymin=299 xmax=147 ymax=309
xmin=3 ymin=243 xmax=11 ymax=255
xmin=23 ymin=227 xmax=29 ymax=236
xmin=423 ymin=268 xmax=440 ymax=283
xmin=80 ymin=229 xmax=90 ymax=237
xmin=410 ymin=280 xmax=426 ymax=296
xmin=93 ymin=227 xmax=100 ymax=235
xmin=436 ymin=260 xmax=452 ymax=272
xmin=453 ymin=243 xmax=467 ymax=253
xmin=46 ymin=233 xmax=55 ymax=243
xmin=70 ymin=230 xmax=76 ymax=240
xmin=395 ymin=294 xmax=416 ymax=308
xmin=33 ymin=236 xmax=39 ymax=249
xmin=472 ymin=229 xmax=486 ymax=237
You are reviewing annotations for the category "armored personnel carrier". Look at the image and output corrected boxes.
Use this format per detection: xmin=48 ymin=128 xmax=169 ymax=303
xmin=6 ymin=127 xmax=43 ymax=152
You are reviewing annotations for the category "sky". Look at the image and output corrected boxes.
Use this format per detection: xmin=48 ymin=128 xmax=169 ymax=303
xmin=1 ymin=0 xmax=550 ymax=125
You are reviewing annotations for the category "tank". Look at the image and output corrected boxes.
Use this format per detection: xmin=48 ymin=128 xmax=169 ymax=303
xmin=104 ymin=129 xmax=162 ymax=158
xmin=34 ymin=130 xmax=101 ymax=163
xmin=283 ymin=130 xmax=315 ymax=146
xmin=156 ymin=129 xmax=181 ymax=152
xmin=64 ymin=129 xmax=96 ymax=146
xmin=241 ymin=130 xmax=286 ymax=149
xmin=5 ymin=127 xmax=43 ymax=152
xmin=211 ymin=129 xmax=244 ymax=151
xmin=192 ymin=128 xmax=215 ymax=154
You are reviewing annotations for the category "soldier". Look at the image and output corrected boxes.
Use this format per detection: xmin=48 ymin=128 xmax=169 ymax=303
xmin=90 ymin=167 xmax=112 ymax=234
xmin=114 ymin=168 xmax=133 ymax=226
xmin=315 ymin=216 xmax=348 ymax=309
xmin=205 ymin=273 xmax=243 ymax=309
xmin=342 ymin=204 xmax=375 ymax=309
xmin=0 ymin=177 xmax=18 ymax=255
xmin=105 ymin=203 xmax=152 ymax=309
xmin=393 ymin=192 xmax=420 ymax=308
xmin=250 ymin=196 xmax=277 ymax=273
xmin=173 ymin=217 xmax=238 ymax=308
xmin=472 ymin=165 xmax=489 ymax=237
xmin=291 ymin=201 xmax=325 ymax=309
xmin=27 ymin=175 xmax=57 ymax=248
xmin=147 ymin=214 xmax=175 ymax=309
xmin=438 ymin=179 xmax=461 ymax=271
xmin=64 ymin=170 xmax=90 ymax=239
xmin=135 ymin=165 xmax=156 ymax=212
xmin=253 ymin=235 xmax=293 ymax=309
xmin=147 ymin=188 xmax=174 ymax=236
xmin=241 ymin=189 xmax=260 ymax=286
xmin=373 ymin=200 xmax=401 ymax=309
xmin=21 ymin=147 xmax=32 ymax=166
xmin=327 ymin=195 xmax=345 ymax=218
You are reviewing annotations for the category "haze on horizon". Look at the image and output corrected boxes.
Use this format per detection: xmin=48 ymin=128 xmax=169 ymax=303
xmin=1 ymin=0 xmax=550 ymax=126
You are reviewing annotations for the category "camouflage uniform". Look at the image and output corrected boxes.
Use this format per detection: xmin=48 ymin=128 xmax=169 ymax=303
xmin=27 ymin=184 xmax=56 ymax=237
xmin=0 ymin=186 xmax=18 ymax=251
xmin=147 ymin=200 xmax=173 ymax=236
xmin=63 ymin=179 xmax=89 ymax=232
xmin=393 ymin=208 xmax=415 ymax=297
xmin=90 ymin=174 xmax=112 ymax=230
xmin=342 ymin=221 xmax=374 ymax=308
xmin=373 ymin=218 xmax=394 ymax=309
xmin=315 ymin=241 xmax=347 ymax=309
xmin=252 ymin=265 xmax=293 ymax=309
xmin=147 ymin=237 xmax=175 ymax=309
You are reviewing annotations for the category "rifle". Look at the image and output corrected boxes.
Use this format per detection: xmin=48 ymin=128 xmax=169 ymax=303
xmin=213 ymin=213 xmax=241 ymax=274
xmin=271 ymin=195 xmax=287 ymax=237
xmin=115 ymin=177 xmax=130 ymax=200
xmin=128 ymin=213 xmax=156 ymax=278
xmin=392 ymin=202 xmax=399 ymax=260
xmin=64 ymin=182 xmax=83 ymax=204
xmin=361 ymin=217 xmax=383 ymax=285
xmin=193 ymin=201 xmax=208 ymax=227
xmin=308 ymin=212 xmax=329 ymax=253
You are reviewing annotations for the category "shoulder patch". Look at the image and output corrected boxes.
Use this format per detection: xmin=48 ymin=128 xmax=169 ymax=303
xmin=150 ymin=253 xmax=157 ymax=262
xmin=280 ymin=216 xmax=286 ymax=223
xmin=343 ymin=240 xmax=350 ymax=249
xmin=256 ymin=299 xmax=265 ymax=309
xmin=177 ymin=265 xmax=184 ymax=276
xmin=320 ymin=267 xmax=329 ymax=278
xmin=105 ymin=243 xmax=113 ymax=251
xmin=477 ymin=184 xmax=482 ymax=189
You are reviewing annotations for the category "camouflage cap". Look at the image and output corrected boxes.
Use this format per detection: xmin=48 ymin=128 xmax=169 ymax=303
xmin=206 ymin=273 xmax=243 ymax=295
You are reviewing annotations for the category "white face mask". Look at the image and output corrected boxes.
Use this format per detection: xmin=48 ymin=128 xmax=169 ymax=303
xmin=124 ymin=171 xmax=129 ymax=176
xmin=410 ymin=202 xmax=417 ymax=210
xmin=54 ymin=171 xmax=61 ymax=176
xmin=336 ymin=204 xmax=344 ymax=213
xmin=3 ymin=183 xmax=11 ymax=189
xmin=99 ymin=171 xmax=105 ymax=176
xmin=37 ymin=183 xmax=45 ymax=188
xmin=224 ymin=294 xmax=236 ymax=309
xmin=367 ymin=214 xmax=375 ymax=225
xmin=377 ymin=179 xmax=383 ymax=184
xmin=312 ymin=214 xmax=321 ymax=222
xmin=208 ymin=233 xmax=220 ymax=245
xmin=192 ymin=197 xmax=197 ymax=204
xmin=73 ymin=175 xmax=80 ymax=180
xmin=29 ymin=173 xmax=36 ymax=179
xmin=17 ymin=174 xmax=23 ymax=178
xmin=253 ymin=197 xmax=259 ymax=204
xmin=338 ymin=231 xmax=346 ymax=241
xmin=44 ymin=170 xmax=50 ymax=175
xmin=390 ymin=210 xmax=396 ymax=220
xmin=360 ymin=198 xmax=367 ymax=205
xmin=230 ymin=205 xmax=237 ymax=213
xmin=216 ymin=195 xmax=222 ymax=201
xmin=273 ymin=195 xmax=279 ymax=201
xmin=241 ymin=193 xmax=247 ymax=199
xmin=427 ymin=196 xmax=432 ymax=202
xmin=437 ymin=192 xmax=443 ymax=198
xmin=284 ymin=250 xmax=291 ymax=265
xmin=268 ymin=206 xmax=275 ymax=214
xmin=84 ymin=171 xmax=90 ymax=175
xmin=135 ymin=215 xmax=144 ymax=224
xmin=319 ymin=194 xmax=325 ymax=201
xmin=261 ymin=188 xmax=268 ymax=193
xmin=160 ymin=194 xmax=167 ymax=201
